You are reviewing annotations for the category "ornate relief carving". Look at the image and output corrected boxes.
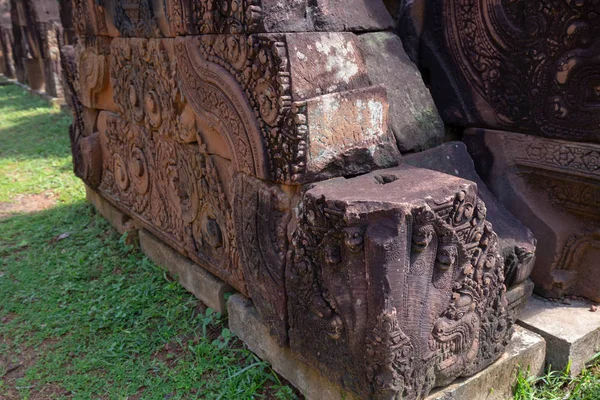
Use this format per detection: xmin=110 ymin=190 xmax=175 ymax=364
xmin=287 ymin=168 xmax=511 ymax=399
xmin=113 ymin=0 xmax=160 ymax=37
xmin=234 ymin=173 xmax=292 ymax=344
xmin=175 ymin=35 xmax=306 ymax=183
xmin=75 ymin=44 xmax=108 ymax=108
xmin=410 ymin=0 xmax=600 ymax=142
xmin=165 ymin=0 xmax=263 ymax=36
xmin=110 ymin=38 xmax=180 ymax=138
xmin=98 ymin=114 xmax=246 ymax=293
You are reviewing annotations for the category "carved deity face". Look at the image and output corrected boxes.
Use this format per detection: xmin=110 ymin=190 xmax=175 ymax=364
xmin=436 ymin=246 xmax=457 ymax=271
xmin=324 ymin=245 xmax=341 ymax=266
xmin=343 ymin=226 xmax=365 ymax=253
xmin=412 ymin=225 xmax=434 ymax=253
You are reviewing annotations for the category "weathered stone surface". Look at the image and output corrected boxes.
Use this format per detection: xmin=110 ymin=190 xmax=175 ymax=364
xmin=9 ymin=0 xmax=62 ymax=96
xmin=228 ymin=294 xmax=360 ymax=400
xmin=464 ymin=129 xmax=600 ymax=302
xmin=63 ymin=2 xmax=540 ymax=398
xmin=303 ymin=85 xmax=400 ymax=182
xmin=85 ymin=185 xmax=131 ymax=235
xmin=426 ymin=326 xmax=546 ymax=400
xmin=0 ymin=0 xmax=14 ymax=78
xmin=230 ymin=294 xmax=546 ymax=400
xmin=358 ymin=31 xmax=444 ymax=153
xmin=286 ymin=32 xmax=369 ymax=101
xmin=288 ymin=164 xmax=514 ymax=398
xmin=403 ymin=142 xmax=537 ymax=291
xmin=139 ymin=229 xmax=232 ymax=314
xmin=397 ymin=0 xmax=600 ymax=143
xmin=94 ymin=0 xmax=394 ymax=37
xmin=518 ymin=296 xmax=600 ymax=377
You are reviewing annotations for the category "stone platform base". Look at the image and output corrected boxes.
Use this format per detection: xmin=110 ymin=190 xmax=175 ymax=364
xmin=229 ymin=294 xmax=546 ymax=400
xmin=518 ymin=295 xmax=600 ymax=376
xmin=86 ymin=185 xmax=547 ymax=399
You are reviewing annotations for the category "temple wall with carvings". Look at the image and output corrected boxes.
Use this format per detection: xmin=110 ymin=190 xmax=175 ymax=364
xmin=395 ymin=0 xmax=600 ymax=303
xmin=0 ymin=0 xmax=593 ymax=398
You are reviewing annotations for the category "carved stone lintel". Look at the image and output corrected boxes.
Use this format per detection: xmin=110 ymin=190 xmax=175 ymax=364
xmin=399 ymin=0 xmax=600 ymax=143
xmin=465 ymin=128 xmax=600 ymax=302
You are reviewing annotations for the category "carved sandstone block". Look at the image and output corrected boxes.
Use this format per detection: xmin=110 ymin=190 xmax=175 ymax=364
xmin=287 ymin=164 xmax=513 ymax=399
xmin=106 ymin=35 xmax=398 ymax=184
xmin=95 ymin=0 xmax=393 ymax=37
xmin=403 ymin=142 xmax=537 ymax=291
xmin=464 ymin=129 xmax=600 ymax=302
xmin=398 ymin=0 xmax=600 ymax=143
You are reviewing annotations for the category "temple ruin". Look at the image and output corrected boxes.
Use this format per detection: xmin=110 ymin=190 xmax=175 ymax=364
xmin=1 ymin=0 xmax=598 ymax=398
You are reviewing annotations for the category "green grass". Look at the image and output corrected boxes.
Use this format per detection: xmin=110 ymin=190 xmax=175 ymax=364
xmin=0 ymin=84 xmax=297 ymax=399
xmin=514 ymin=356 xmax=600 ymax=400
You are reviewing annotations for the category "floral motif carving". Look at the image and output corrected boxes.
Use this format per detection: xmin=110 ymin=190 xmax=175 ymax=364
xmin=99 ymin=114 xmax=246 ymax=293
xmin=419 ymin=0 xmax=600 ymax=142
xmin=175 ymin=34 xmax=306 ymax=183
xmin=110 ymin=38 xmax=180 ymax=138
xmin=165 ymin=0 xmax=263 ymax=35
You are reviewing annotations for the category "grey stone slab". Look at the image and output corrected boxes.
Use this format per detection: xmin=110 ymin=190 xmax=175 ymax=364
xmin=427 ymin=326 xmax=546 ymax=400
xmin=139 ymin=229 xmax=232 ymax=315
xmin=85 ymin=184 xmax=130 ymax=234
xmin=227 ymin=294 xmax=360 ymax=400
xmin=228 ymin=294 xmax=546 ymax=400
xmin=518 ymin=295 xmax=600 ymax=376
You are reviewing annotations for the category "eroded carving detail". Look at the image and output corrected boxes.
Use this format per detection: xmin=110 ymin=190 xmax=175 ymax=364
xmin=175 ymin=35 xmax=306 ymax=183
xmin=287 ymin=170 xmax=511 ymax=399
xmin=99 ymin=114 xmax=246 ymax=292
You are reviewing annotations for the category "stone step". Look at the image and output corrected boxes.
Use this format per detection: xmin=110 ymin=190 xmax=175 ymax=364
xmin=518 ymin=295 xmax=600 ymax=376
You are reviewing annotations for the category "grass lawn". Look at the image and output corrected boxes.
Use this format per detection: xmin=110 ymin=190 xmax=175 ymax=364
xmin=0 ymin=83 xmax=297 ymax=399
xmin=0 ymin=83 xmax=599 ymax=400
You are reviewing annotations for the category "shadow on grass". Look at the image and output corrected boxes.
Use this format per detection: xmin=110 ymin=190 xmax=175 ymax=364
xmin=0 ymin=84 xmax=72 ymax=161
xmin=0 ymin=202 xmax=298 ymax=399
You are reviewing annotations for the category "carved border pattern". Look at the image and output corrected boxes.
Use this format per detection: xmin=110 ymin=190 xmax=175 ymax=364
xmin=440 ymin=0 xmax=600 ymax=140
xmin=177 ymin=34 xmax=307 ymax=183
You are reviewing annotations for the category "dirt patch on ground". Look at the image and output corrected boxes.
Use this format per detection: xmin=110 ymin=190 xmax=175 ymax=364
xmin=0 ymin=335 xmax=69 ymax=399
xmin=0 ymin=192 xmax=57 ymax=219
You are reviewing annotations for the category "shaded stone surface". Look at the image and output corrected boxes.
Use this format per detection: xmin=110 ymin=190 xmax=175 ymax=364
xmin=397 ymin=0 xmax=600 ymax=144
xmin=8 ymin=0 xmax=63 ymax=96
xmin=84 ymin=0 xmax=394 ymax=37
xmin=85 ymin=185 xmax=131 ymax=235
xmin=518 ymin=296 xmax=600 ymax=377
xmin=139 ymin=229 xmax=232 ymax=314
xmin=358 ymin=31 xmax=444 ymax=153
xmin=464 ymin=129 xmax=600 ymax=302
xmin=403 ymin=142 xmax=536 ymax=291
xmin=229 ymin=293 xmax=546 ymax=400
xmin=228 ymin=294 xmax=360 ymax=400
